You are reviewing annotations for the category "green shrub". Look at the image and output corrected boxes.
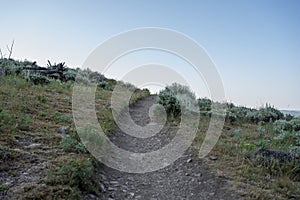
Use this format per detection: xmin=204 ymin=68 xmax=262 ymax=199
xmin=75 ymin=68 xmax=107 ymax=88
xmin=255 ymin=139 xmax=271 ymax=149
xmin=198 ymin=98 xmax=212 ymax=113
xmin=257 ymin=105 xmax=284 ymax=122
xmin=257 ymin=126 xmax=266 ymax=137
xmin=290 ymin=117 xmax=300 ymax=131
xmin=64 ymin=68 xmax=78 ymax=81
xmin=226 ymin=111 xmax=237 ymax=124
xmin=0 ymin=109 xmax=32 ymax=132
xmin=61 ymin=129 xmax=87 ymax=154
xmin=232 ymin=128 xmax=243 ymax=139
xmin=158 ymin=83 xmax=198 ymax=118
xmin=77 ymin=124 xmax=110 ymax=158
xmin=0 ymin=58 xmax=23 ymax=75
xmin=158 ymin=87 xmax=181 ymax=118
xmin=273 ymin=120 xmax=293 ymax=132
xmin=53 ymin=111 xmax=72 ymax=123
xmin=36 ymin=94 xmax=47 ymax=103
xmin=0 ymin=183 xmax=9 ymax=191
xmin=26 ymin=73 xmax=53 ymax=85
xmin=98 ymin=110 xmax=116 ymax=135
xmin=47 ymin=158 xmax=99 ymax=194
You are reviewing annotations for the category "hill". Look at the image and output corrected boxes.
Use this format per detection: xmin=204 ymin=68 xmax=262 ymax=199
xmin=0 ymin=58 xmax=299 ymax=199
xmin=0 ymin=58 xmax=150 ymax=199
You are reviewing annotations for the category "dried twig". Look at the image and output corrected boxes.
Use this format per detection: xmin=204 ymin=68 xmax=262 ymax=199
xmin=6 ymin=40 xmax=14 ymax=59
xmin=47 ymin=60 xmax=52 ymax=67
xmin=0 ymin=48 xmax=3 ymax=59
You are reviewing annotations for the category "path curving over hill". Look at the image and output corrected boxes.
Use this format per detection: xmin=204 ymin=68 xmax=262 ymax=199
xmin=97 ymin=95 xmax=242 ymax=200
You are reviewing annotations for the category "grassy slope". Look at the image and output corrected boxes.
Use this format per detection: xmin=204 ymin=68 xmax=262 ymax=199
xmin=193 ymin=118 xmax=300 ymax=200
xmin=0 ymin=59 xmax=299 ymax=199
xmin=158 ymin=84 xmax=299 ymax=199
xmin=0 ymin=75 xmax=149 ymax=199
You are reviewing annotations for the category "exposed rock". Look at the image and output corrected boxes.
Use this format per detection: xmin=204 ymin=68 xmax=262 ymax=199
xmin=25 ymin=143 xmax=42 ymax=149
xmin=209 ymin=156 xmax=218 ymax=161
xmin=60 ymin=126 xmax=69 ymax=135
xmin=100 ymin=183 xmax=106 ymax=193
xmin=246 ymin=148 xmax=299 ymax=164
xmin=107 ymin=187 xmax=116 ymax=191
xmin=109 ymin=181 xmax=119 ymax=185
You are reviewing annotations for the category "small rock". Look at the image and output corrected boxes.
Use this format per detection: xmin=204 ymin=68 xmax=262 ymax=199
xmin=100 ymin=183 xmax=106 ymax=193
xmin=0 ymin=150 xmax=11 ymax=160
xmin=209 ymin=156 xmax=218 ymax=160
xmin=107 ymin=187 xmax=116 ymax=191
xmin=109 ymin=181 xmax=119 ymax=185
xmin=186 ymin=158 xmax=193 ymax=163
xmin=25 ymin=143 xmax=42 ymax=149
xmin=129 ymin=192 xmax=135 ymax=197
xmin=209 ymin=192 xmax=215 ymax=196
xmin=84 ymin=194 xmax=98 ymax=199
xmin=60 ymin=126 xmax=69 ymax=135
xmin=194 ymin=173 xmax=202 ymax=177
xmin=127 ymin=177 xmax=134 ymax=181
xmin=185 ymin=173 xmax=190 ymax=176
xmin=0 ymin=69 xmax=5 ymax=76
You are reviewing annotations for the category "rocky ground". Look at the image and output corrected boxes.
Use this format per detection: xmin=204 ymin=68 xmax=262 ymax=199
xmin=98 ymin=96 xmax=242 ymax=200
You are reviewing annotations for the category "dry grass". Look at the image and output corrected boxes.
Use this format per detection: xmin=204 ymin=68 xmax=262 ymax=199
xmin=0 ymin=75 xmax=149 ymax=199
xmin=193 ymin=117 xmax=300 ymax=199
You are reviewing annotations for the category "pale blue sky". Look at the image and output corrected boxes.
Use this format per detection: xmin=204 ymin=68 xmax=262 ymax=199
xmin=1 ymin=0 xmax=299 ymax=110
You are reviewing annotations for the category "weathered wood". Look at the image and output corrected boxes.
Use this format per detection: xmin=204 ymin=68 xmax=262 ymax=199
xmin=23 ymin=61 xmax=69 ymax=82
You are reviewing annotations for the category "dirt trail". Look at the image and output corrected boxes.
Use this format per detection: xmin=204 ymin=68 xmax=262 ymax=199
xmin=99 ymin=95 xmax=242 ymax=200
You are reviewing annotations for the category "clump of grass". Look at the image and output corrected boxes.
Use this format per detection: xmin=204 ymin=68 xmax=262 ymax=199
xmin=36 ymin=94 xmax=47 ymax=103
xmin=53 ymin=111 xmax=72 ymax=123
xmin=0 ymin=183 xmax=9 ymax=191
xmin=60 ymin=129 xmax=87 ymax=154
xmin=98 ymin=110 xmax=116 ymax=135
xmin=0 ymin=108 xmax=32 ymax=133
xmin=47 ymin=157 xmax=99 ymax=195
xmin=22 ymin=185 xmax=81 ymax=200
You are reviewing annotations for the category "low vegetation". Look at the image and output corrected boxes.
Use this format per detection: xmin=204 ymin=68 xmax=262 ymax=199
xmin=0 ymin=58 xmax=150 ymax=199
xmin=1 ymin=57 xmax=299 ymax=199
xmin=158 ymin=83 xmax=300 ymax=199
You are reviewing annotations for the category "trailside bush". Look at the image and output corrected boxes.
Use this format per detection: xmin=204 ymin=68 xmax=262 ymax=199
xmin=61 ymin=129 xmax=88 ymax=154
xmin=158 ymin=83 xmax=198 ymax=118
xmin=158 ymin=87 xmax=181 ymax=118
xmin=198 ymin=98 xmax=212 ymax=113
xmin=47 ymin=158 xmax=99 ymax=195
xmin=273 ymin=120 xmax=293 ymax=132
xmin=290 ymin=117 xmax=300 ymax=131
xmin=0 ymin=58 xmax=23 ymax=75
xmin=257 ymin=105 xmax=284 ymax=122
xmin=272 ymin=118 xmax=300 ymax=156
xmin=226 ymin=111 xmax=237 ymax=124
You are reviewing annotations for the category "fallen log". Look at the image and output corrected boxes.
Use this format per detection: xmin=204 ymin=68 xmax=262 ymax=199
xmin=22 ymin=60 xmax=68 ymax=82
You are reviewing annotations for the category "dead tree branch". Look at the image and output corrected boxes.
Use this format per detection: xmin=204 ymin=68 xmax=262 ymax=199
xmin=47 ymin=60 xmax=52 ymax=67
xmin=6 ymin=40 xmax=14 ymax=59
